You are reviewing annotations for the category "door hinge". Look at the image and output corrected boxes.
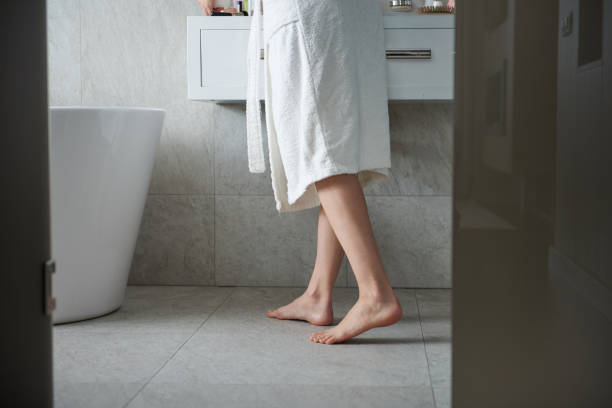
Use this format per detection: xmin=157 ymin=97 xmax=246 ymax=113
xmin=561 ymin=10 xmax=573 ymax=37
xmin=44 ymin=260 xmax=56 ymax=315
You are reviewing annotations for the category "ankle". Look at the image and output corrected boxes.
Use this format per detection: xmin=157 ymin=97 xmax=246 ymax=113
xmin=358 ymin=285 xmax=396 ymax=304
xmin=304 ymin=287 xmax=332 ymax=302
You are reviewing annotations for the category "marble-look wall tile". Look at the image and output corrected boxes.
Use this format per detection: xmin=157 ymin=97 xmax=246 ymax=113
xmin=80 ymin=0 xmax=213 ymax=194
xmin=129 ymin=195 xmax=214 ymax=285
xmin=215 ymin=196 xmax=348 ymax=287
xmin=80 ymin=0 xmax=201 ymax=106
xmin=364 ymin=102 xmax=453 ymax=196
xmin=47 ymin=11 xmax=81 ymax=106
xmin=214 ymin=104 xmax=273 ymax=195
xmin=147 ymin=100 xmax=215 ymax=195
xmin=348 ymin=196 xmax=452 ymax=288
xmin=47 ymin=0 xmax=80 ymax=19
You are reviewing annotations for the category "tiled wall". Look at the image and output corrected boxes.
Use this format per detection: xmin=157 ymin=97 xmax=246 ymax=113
xmin=47 ymin=0 xmax=452 ymax=288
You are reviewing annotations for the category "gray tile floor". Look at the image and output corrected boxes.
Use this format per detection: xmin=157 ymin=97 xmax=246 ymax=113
xmin=53 ymin=286 xmax=451 ymax=408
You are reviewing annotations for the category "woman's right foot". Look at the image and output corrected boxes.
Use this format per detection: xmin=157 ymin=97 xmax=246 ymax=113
xmin=309 ymin=291 xmax=402 ymax=344
xmin=266 ymin=292 xmax=333 ymax=326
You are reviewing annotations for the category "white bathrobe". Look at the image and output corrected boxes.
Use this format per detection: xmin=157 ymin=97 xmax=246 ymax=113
xmin=246 ymin=0 xmax=391 ymax=213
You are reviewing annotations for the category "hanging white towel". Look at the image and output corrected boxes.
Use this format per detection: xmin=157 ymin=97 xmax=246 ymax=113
xmin=245 ymin=0 xmax=265 ymax=173
xmin=247 ymin=0 xmax=392 ymax=213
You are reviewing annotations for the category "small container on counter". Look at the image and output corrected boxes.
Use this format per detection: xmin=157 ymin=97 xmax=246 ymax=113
xmin=389 ymin=0 xmax=413 ymax=12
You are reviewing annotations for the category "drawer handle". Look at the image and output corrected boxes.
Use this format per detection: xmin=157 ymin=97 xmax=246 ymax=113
xmin=386 ymin=49 xmax=432 ymax=60
xmin=260 ymin=48 xmax=432 ymax=60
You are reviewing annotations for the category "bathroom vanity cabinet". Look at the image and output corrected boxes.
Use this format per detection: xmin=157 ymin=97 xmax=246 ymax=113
xmin=187 ymin=14 xmax=454 ymax=102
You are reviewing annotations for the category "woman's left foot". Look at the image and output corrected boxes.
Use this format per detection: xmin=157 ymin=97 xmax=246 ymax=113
xmin=309 ymin=292 xmax=402 ymax=344
xmin=266 ymin=292 xmax=333 ymax=326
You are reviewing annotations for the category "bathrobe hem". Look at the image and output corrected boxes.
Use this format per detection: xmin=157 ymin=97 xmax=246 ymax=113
xmin=274 ymin=166 xmax=390 ymax=213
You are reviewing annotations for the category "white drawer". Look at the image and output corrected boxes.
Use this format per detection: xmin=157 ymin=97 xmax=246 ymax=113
xmin=187 ymin=16 xmax=455 ymax=102
xmin=187 ymin=17 xmax=264 ymax=101
xmin=385 ymin=28 xmax=455 ymax=100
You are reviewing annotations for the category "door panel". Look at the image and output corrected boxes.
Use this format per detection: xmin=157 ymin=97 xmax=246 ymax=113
xmin=453 ymin=0 xmax=612 ymax=406
xmin=0 ymin=2 xmax=53 ymax=407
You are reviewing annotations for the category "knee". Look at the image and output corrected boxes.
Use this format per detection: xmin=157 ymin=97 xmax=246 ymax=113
xmin=315 ymin=173 xmax=357 ymax=189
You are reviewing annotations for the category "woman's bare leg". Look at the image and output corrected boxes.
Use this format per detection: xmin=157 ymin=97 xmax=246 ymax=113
xmin=310 ymin=173 xmax=402 ymax=344
xmin=266 ymin=206 xmax=344 ymax=325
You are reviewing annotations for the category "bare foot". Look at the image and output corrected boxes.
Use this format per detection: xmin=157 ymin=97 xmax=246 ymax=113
xmin=309 ymin=293 xmax=402 ymax=344
xmin=266 ymin=292 xmax=333 ymax=326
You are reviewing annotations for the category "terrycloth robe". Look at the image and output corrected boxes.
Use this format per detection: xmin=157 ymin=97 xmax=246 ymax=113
xmin=246 ymin=0 xmax=392 ymax=213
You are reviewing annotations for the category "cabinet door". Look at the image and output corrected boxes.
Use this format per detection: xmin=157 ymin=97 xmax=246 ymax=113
xmin=201 ymin=29 xmax=249 ymax=94
xmin=188 ymin=22 xmax=264 ymax=101
xmin=385 ymin=28 xmax=455 ymax=100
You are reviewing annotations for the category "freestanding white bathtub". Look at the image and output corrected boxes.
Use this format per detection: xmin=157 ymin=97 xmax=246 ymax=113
xmin=50 ymin=107 xmax=165 ymax=324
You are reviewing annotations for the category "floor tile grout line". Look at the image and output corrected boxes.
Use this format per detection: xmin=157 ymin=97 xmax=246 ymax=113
xmin=121 ymin=287 xmax=237 ymax=408
xmin=415 ymin=289 xmax=438 ymax=408
xmin=78 ymin=0 xmax=83 ymax=106
xmin=212 ymin=103 xmax=217 ymax=287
